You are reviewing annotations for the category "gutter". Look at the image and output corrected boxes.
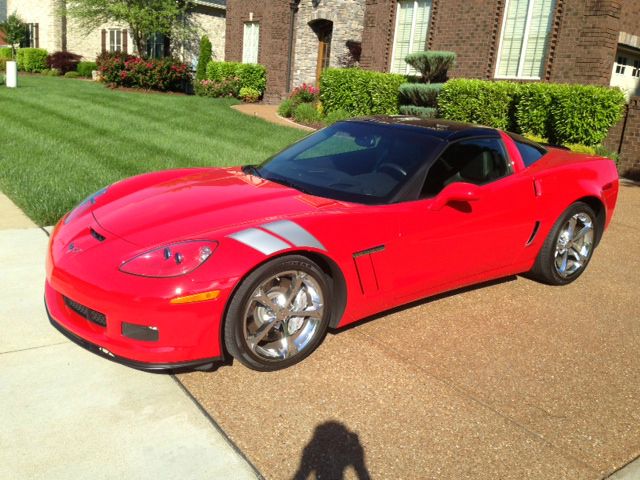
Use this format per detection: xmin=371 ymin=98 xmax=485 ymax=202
xmin=192 ymin=0 xmax=226 ymax=10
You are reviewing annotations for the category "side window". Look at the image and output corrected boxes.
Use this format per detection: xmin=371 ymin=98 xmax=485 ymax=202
xmin=422 ymin=138 xmax=510 ymax=197
xmin=514 ymin=140 xmax=545 ymax=167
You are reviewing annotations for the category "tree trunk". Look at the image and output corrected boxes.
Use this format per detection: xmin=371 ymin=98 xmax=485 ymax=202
xmin=131 ymin=28 xmax=145 ymax=58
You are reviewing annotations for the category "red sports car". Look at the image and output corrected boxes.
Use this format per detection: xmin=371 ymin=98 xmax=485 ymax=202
xmin=45 ymin=117 xmax=619 ymax=371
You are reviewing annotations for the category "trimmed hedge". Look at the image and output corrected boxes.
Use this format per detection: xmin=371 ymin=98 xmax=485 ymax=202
xmin=17 ymin=48 xmax=48 ymax=72
xmin=320 ymin=68 xmax=405 ymax=116
xmin=439 ymin=79 xmax=625 ymax=146
xmin=399 ymin=105 xmax=437 ymax=118
xmin=77 ymin=61 xmax=97 ymax=77
xmin=0 ymin=48 xmax=13 ymax=60
xmin=398 ymin=83 xmax=443 ymax=107
xmin=438 ymin=79 xmax=521 ymax=131
xmin=205 ymin=61 xmax=266 ymax=94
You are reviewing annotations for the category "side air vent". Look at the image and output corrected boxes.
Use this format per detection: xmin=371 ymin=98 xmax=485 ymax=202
xmin=90 ymin=228 xmax=106 ymax=242
xmin=526 ymin=221 xmax=541 ymax=246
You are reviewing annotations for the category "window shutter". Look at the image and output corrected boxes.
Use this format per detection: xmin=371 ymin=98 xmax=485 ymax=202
xmin=35 ymin=24 xmax=39 ymax=48
xmin=101 ymin=29 xmax=106 ymax=53
xmin=122 ymin=29 xmax=128 ymax=53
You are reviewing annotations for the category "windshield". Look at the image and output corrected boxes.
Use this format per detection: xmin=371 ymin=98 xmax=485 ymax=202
xmin=251 ymin=121 xmax=443 ymax=204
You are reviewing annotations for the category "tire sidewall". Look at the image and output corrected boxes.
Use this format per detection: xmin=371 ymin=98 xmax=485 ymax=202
xmin=224 ymin=255 xmax=331 ymax=371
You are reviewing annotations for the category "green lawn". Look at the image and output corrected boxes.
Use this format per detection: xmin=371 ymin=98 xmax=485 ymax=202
xmin=0 ymin=75 xmax=306 ymax=226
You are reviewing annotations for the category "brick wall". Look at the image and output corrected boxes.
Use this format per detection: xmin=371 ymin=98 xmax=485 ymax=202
xmin=225 ymin=0 xmax=293 ymax=101
xmin=618 ymin=0 xmax=640 ymax=36
xmin=360 ymin=0 xmax=396 ymax=72
xmin=605 ymin=97 xmax=640 ymax=180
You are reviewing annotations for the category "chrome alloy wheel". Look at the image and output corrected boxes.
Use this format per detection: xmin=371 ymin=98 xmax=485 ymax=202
xmin=553 ymin=212 xmax=594 ymax=278
xmin=242 ymin=270 xmax=324 ymax=361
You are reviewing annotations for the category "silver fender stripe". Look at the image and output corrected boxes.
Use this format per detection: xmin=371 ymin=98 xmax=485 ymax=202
xmin=261 ymin=220 xmax=326 ymax=251
xmin=228 ymin=228 xmax=291 ymax=255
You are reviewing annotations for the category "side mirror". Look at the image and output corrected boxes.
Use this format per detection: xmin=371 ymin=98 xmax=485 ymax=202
xmin=429 ymin=182 xmax=480 ymax=211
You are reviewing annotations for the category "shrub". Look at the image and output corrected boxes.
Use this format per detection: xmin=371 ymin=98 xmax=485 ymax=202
xmin=239 ymin=86 xmax=260 ymax=103
xmin=278 ymin=99 xmax=295 ymax=118
xmin=96 ymin=51 xmax=130 ymax=69
xmin=0 ymin=58 xmax=6 ymax=72
xmin=438 ymin=79 xmax=521 ymax=130
xmin=320 ymin=68 xmax=405 ymax=116
xmin=290 ymin=83 xmax=319 ymax=103
xmin=0 ymin=48 xmax=12 ymax=60
xmin=405 ymin=51 xmax=456 ymax=83
xmin=100 ymin=54 xmax=190 ymax=91
xmin=42 ymin=68 xmax=61 ymax=77
xmin=16 ymin=48 xmax=48 ymax=72
xmin=196 ymin=78 xmax=241 ymax=97
xmin=64 ymin=71 xmax=81 ymax=78
xmin=47 ymin=51 xmax=81 ymax=74
xmin=196 ymin=35 xmax=212 ymax=82
xmin=399 ymin=105 xmax=437 ymax=118
xmin=399 ymin=83 xmax=443 ymax=107
xmin=515 ymin=83 xmax=554 ymax=138
xmin=325 ymin=109 xmax=351 ymax=125
xmin=205 ymin=61 xmax=267 ymax=96
xmin=565 ymin=144 xmax=597 ymax=155
xmin=0 ymin=74 xmax=4 ymax=86
xmin=549 ymin=84 xmax=625 ymax=146
xmin=77 ymin=61 xmax=97 ymax=77
xmin=293 ymin=102 xmax=323 ymax=125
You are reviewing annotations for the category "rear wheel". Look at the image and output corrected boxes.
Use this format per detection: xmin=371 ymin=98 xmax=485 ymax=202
xmin=224 ymin=255 xmax=331 ymax=371
xmin=530 ymin=202 xmax=598 ymax=285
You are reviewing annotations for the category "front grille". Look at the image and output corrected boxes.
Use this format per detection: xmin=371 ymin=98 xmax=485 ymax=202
xmin=63 ymin=296 xmax=107 ymax=327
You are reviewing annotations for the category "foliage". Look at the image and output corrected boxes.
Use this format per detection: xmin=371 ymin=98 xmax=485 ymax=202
xmin=239 ymin=87 xmax=260 ymax=103
xmin=320 ymin=68 xmax=405 ymax=116
xmin=515 ymin=83 xmax=554 ymax=138
xmin=293 ymin=102 xmax=323 ymax=126
xmin=64 ymin=71 xmax=81 ymax=78
xmin=438 ymin=79 xmax=521 ymax=131
xmin=77 ymin=61 xmax=97 ymax=77
xmin=205 ymin=61 xmax=267 ymax=97
xmin=325 ymin=109 xmax=351 ymax=125
xmin=0 ymin=74 xmax=4 ymax=86
xmin=405 ymin=51 xmax=456 ymax=83
xmin=278 ymin=99 xmax=294 ymax=118
xmin=0 ymin=58 xmax=6 ymax=72
xmin=549 ymin=84 xmax=625 ymax=146
xmin=0 ymin=13 xmax=27 ymax=58
xmin=16 ymin=48 xmax=49 ymax=72
xmin=196 ymin=78 xmax=241 ymax=97
xmin=95 ymin=50 xmax=130 ymax=68
xmin=43 ymin=68 xmax=61 ymax=77
xmin=65 ymin=0 xmax=195 ymax=58
xmin=290 ymin=83 xmax=319 ymax=103
xmin=47 ymin=51 xmax=82 ymax=74
xmin=399 ymin=105 xmax=437 ymax=118
xmin=0 ymin=75 xmax=305 ymax=226
xmin=195 ymin=35 xmax=212 ymax=82
xmin=398 ymin=83 xmax=443 ymax=107
xmin=564 ymin=144 xmax=596 ymax=155
xmin=0 ymin=48 xmax=13 ymax=60
xmin=99 ymin=54 xmax=190 ymax=91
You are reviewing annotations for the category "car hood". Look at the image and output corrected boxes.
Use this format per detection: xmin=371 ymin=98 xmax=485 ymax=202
xmin=92 ymin=167 xmax=343 ymax=246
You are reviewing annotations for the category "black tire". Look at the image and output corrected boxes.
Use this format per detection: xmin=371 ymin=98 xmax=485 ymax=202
xmin=529 ymin=201 xmax=599 ymax=285
xmin=224 ymin=255 xmax=331 ymax=371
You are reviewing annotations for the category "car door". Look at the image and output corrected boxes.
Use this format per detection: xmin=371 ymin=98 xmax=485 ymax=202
xmin=389 ymin=136 xmax=537 ymax=299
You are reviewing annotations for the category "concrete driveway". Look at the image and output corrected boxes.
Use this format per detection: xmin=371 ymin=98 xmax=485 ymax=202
xmin=178 ymin=183 xmax=640 ymax=480
xmin=0 ymin=193 xmax=258 ymax=480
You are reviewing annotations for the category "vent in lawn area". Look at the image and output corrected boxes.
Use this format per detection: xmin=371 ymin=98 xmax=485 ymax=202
xmin=63 ymin=296 xmax=107 ymax=327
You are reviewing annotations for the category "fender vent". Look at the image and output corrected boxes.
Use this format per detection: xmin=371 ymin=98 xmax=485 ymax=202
xmin=90 ymin=228 xmax=106 ymax=242
xmin=526 ymin=221 xmax=541 ymax=246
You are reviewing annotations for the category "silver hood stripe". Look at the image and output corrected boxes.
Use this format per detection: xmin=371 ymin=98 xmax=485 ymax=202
xmin=261 ymin=220 xmax=326 ymax=251
xmin=228 ymin=228 xmax=291 ymax=255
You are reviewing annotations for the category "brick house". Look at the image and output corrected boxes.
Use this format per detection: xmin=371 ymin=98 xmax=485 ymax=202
xmin=225 ymin=0 xmax=640 ymax=177
xmin=1 ymin=0 xmax=226 ymax=66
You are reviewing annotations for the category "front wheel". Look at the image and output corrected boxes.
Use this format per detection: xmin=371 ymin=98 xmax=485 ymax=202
xmin=224 ymin=255 xmax=331 ymax=371
xmin=529 ymin=202 xmax=598 ymax=285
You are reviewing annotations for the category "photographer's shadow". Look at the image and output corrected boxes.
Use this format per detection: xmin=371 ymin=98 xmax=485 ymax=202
xmin=293 ymin=421 xmax=371 ymax=480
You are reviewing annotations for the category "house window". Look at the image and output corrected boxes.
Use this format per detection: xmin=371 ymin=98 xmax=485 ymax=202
xmin=109 ymin=29 xmax=122 ymax=52
xmin=242 ymin=22 xmax=260 ymax=64
xmin=633 ymin=60 xmax=640 ymax=78
xmin=390 ymin=0 xmax=432 ymax=75
xmin=495 ymin=0 xmax=556 ymax=79
xmin=615 ymin=56 xmax=627 ymax=74
xmin=147 ymin=33 xmax=166 ymax=59
xmin=21 ymin=23 xmax=39 ymax=48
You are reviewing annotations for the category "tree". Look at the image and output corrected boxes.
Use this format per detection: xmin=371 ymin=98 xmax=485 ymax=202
xmin=65 ymin=0 xmax=194 ymax=58
xmin=405 ymin=51 xmax=456 ymax=83
xmin=0 ymin=13 xmax=27 ymax=59
xmin=195 ymin=35 xmax=211 ymax=82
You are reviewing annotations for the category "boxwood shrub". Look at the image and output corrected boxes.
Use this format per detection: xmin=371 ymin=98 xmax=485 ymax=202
xmin=399 ymin=105 xmax=437 ymax=118
xmin=17 ymin=48 xmax=48 ymax=72
xmin=320 ymin=68 xmax=405 ymax=116
xmin=205 ymin=61 xmax=266 ymax=94
xmin=398 ymin=83 xmax=443 ymax=107
xmin=77 ymin=61 xmax=97 ymax=77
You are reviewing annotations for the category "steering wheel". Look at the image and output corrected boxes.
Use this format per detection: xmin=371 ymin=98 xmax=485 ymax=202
xmin=377 ymin=162 xmax=407 ymax=177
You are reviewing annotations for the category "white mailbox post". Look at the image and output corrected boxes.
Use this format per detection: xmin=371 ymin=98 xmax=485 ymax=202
xmin=6 ymin=60 xmax=17 ymax=88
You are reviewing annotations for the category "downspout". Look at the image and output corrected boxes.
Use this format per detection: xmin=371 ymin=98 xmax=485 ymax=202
xmin=286 ymin=1 xmax=300 ymax=94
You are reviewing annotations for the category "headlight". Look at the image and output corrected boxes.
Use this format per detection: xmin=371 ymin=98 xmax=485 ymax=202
xmin=119 ymin=240 xmax=218 ymax=278
xmin=64 ymin=187 xmax=109 ymax=224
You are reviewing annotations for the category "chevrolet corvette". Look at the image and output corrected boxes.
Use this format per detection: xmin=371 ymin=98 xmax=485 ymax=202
xmin=45 ymin=117 xmax=619 ymax=371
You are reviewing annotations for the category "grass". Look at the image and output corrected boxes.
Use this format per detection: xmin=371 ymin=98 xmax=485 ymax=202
xmin=0 ymin=75 xmax=307 ymax=225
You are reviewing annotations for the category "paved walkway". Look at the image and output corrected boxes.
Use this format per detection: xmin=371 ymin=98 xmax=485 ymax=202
xmin=231 ymin=103 xmax=315 ymax=131
xmin=0 ymin=196 xmax=258 ymax=479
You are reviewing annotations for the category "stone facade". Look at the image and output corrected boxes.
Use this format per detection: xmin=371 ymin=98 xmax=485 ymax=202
xmin=6 ymin=0 xmax=64 ymax=52
xmin=292 ymin=0 xmax=366 ymax=87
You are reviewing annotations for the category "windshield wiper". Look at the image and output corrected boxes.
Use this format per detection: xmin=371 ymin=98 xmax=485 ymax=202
xmin=267 ymin=176 xmax=314 ymax=196
xmin=242 ymin=165 xmax=262 ymax=178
